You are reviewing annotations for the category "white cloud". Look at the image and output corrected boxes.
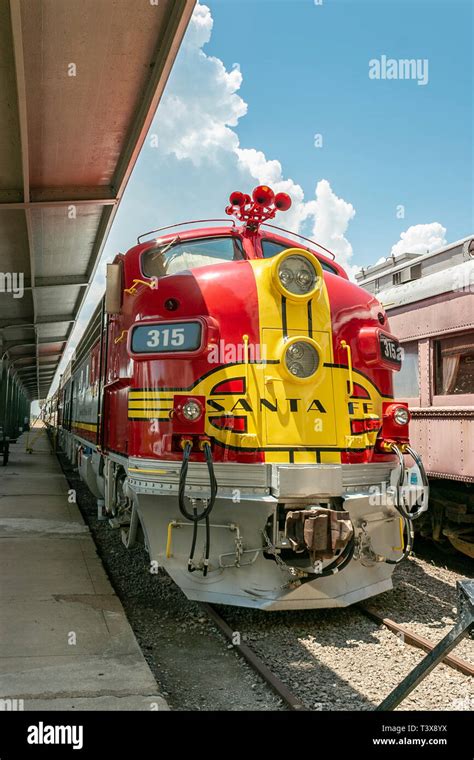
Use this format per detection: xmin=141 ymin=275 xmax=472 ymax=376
xmin=184 ymin=1 xmax=213 ymax=49
xmin=391 ymin=222 xmax=447 ymax=256
xmin=236 ymin=148 xmax=308 ymax=232
xmin=304 ymin=179 xmax=356 ymax=272
xmin=156 ymin=3 xmax=246 ymax=165
xmin=153 ymin=3 xmax=356 ymax=271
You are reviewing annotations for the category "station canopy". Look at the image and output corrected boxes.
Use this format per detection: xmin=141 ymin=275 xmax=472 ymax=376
xmin=0 ymin=0 xmax=195 ymax=400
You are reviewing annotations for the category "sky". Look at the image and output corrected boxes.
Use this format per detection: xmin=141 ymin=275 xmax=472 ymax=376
xmin=46 ymin=0 xmax=473 ymax=398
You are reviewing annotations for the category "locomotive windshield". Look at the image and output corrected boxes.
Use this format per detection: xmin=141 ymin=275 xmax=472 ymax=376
xmin=142 ymin=235 xmax=244 ymax=278
xmin=261 ymin=238 xmax=338 ymax=274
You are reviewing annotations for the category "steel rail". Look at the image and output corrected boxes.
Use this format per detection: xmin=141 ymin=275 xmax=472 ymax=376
xmin=201 ymin=603 xmax=308 ymax=711
xmin=358 ymin=604 xmax=474 ymax=678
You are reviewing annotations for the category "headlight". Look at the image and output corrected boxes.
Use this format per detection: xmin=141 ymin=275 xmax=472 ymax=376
xmin=277 ymin=255 xmax=317 ymax=296
xmin=284 ymin=340 xmax=319 ymax=379
xmin=393 ymin=406 xmax=410 ymax=426
xmin=182 ymin=399 xmax=203 ymax=421
xmin=272 ymin=248 xmax=324 ymax=302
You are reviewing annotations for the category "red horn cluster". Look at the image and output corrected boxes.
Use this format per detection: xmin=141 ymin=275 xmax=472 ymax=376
xmin=225 ymin=185 xmax=292 ymax=231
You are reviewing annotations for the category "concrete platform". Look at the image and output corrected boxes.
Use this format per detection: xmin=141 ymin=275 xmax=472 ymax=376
xmin=0 ymin=428 xmax=168 ymax=711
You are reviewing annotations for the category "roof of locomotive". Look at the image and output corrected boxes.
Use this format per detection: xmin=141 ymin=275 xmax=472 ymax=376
xmin=125 ymin=222 xmax=348 ymax=280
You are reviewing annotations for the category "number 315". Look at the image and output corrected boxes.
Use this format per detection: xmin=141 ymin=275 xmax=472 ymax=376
xmin=146 ymin=327 xmax=185 ymax=348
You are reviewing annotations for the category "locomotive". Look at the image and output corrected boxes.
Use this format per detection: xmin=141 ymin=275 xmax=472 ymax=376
xmin=49 ymin=186 xmax=429 ymax=610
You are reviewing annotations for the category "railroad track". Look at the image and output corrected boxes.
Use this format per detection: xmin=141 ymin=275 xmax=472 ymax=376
xmin=358 ymin=604 xmax=473 ymax=678
xmin=202 ymin=600 xmax=473 ymax=712
xmin=201 ymin=603 xmax=308 ymax=710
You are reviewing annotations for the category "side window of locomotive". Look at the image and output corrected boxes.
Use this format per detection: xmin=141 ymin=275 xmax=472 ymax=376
xmin=261 ymin=239 xmax=337 ymax=275
xmin=142 ymin=236 xmax=244 ymax=278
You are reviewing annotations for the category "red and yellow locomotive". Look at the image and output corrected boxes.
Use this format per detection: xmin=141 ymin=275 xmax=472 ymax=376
xmin=52 ymin=186 xmax=428 ymax=609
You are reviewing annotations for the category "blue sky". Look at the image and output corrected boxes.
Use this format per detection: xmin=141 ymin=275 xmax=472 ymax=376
xmin=204 ymin=0 xmax=473 ymax=264
xmin=107 ymin=0 xmax=473 ymax=269
xmin=49 ymin=0 xmax=473 ymax=392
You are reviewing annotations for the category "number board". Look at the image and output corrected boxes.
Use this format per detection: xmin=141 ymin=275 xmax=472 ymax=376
xmin=131 ymin=322 xmax=202 ymax=354
xmin=379 ymin=332 xmax=402 ymax=368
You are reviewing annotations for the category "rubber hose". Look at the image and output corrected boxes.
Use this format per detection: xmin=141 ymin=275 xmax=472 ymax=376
xmin=178 ymin=442 xmax=217 ymax=522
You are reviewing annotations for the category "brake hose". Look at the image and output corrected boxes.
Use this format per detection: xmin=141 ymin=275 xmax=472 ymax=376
xmin=204 ymin=515 xmax=211 ymax=577
xmin=390 ymin=443 xmax=429 ymax=521
xmin=178 ymin=440 xmax=217 ymax=575
xmin=187 ymin=503 xmax=198 ymax=573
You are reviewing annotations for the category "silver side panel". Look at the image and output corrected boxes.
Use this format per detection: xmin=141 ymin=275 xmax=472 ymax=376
xmin=128 ymin=458 xmax=270 ymax=492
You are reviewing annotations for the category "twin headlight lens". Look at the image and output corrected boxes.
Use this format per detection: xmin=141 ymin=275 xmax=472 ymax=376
xmin=277 ymin=254 xmax=318 ymax=296
xmin=284 ymin=341 xmax=319 ymax=379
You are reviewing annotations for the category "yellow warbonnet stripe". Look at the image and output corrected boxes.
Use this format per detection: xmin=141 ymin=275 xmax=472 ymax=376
xmin=249 ymin=250 xmax=338 ymax=463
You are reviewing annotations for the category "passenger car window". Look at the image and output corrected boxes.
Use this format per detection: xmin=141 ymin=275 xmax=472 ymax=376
xmin=435 ymin=333 xmax=474 ymax=395
xmin=142 ymin=236 xmax=244 ymax=278
xmin=261 ymin=239 xmax=337 ymax=275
